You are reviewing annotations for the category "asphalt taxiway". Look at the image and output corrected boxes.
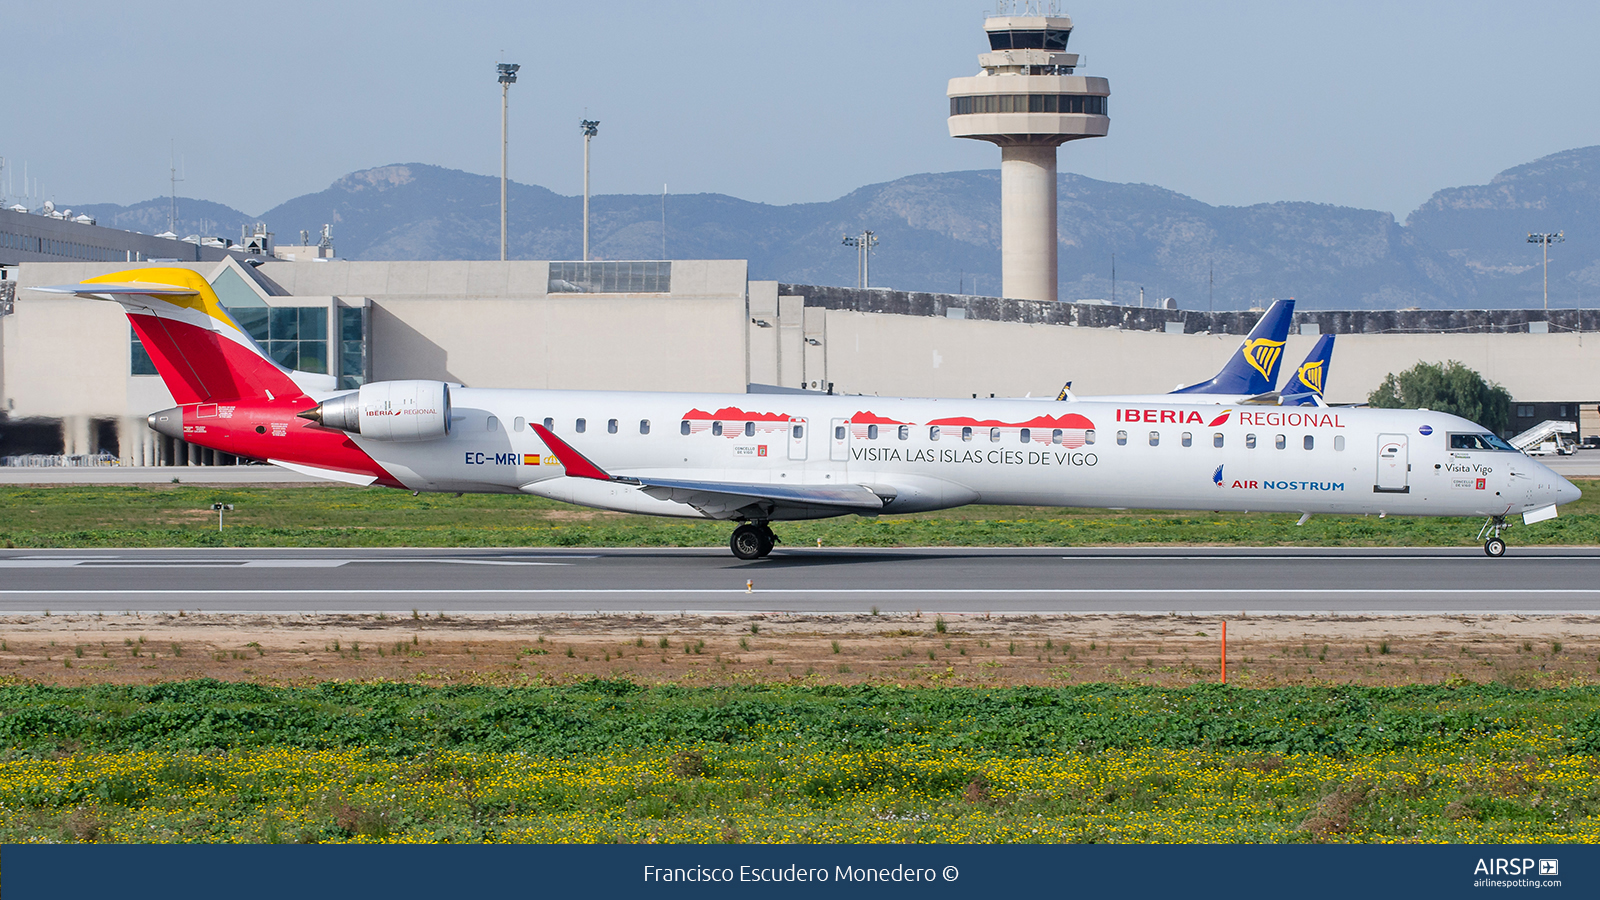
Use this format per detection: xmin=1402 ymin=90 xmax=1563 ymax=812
xmin=0 ymin=547 xmax=1595 ymax=616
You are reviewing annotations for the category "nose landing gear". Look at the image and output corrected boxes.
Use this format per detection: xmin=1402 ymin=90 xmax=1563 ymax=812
xmin=730 ymin=522 xmax=778 ymax=560
xmin=1478 ymin=516 xmax=1508 ymax=557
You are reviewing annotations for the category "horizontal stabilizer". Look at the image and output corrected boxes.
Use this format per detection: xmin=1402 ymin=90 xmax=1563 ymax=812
xmin=33 ymin=283 xmax=199 ymax=297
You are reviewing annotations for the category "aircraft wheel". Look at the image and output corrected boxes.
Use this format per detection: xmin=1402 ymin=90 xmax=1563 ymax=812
xmin=730 ymin=524 xmax=765 ymax=561
xmin=1484 ymin=538 xmax=1506 ymax=558
xmin=756 ymin=526 xmax=776 ymax=558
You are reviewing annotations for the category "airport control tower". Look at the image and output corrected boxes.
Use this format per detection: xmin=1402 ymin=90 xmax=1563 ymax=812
xmin=948 ymin=10 xmax=1109 ymax=302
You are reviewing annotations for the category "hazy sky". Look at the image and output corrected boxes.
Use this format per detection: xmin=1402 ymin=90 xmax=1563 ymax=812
xmin=4 ymin=1 xmax=1597 ymax=218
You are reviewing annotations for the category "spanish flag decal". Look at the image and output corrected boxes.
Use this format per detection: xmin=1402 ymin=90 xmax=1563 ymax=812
xmin=524 ymin=454 xmax=541 ymax=465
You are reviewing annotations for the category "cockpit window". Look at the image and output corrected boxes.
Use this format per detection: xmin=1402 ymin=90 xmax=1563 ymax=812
xmin=1449 ymin=432 xmax=1517 ymax=452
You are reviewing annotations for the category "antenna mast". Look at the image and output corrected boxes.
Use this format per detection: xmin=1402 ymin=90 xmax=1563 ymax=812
xmin=168 ymin=141 xmax=184 ymax=234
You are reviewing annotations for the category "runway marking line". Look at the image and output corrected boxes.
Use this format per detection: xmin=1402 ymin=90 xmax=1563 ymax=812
xmin=3 ymin=588 xmax=1600 ymax=595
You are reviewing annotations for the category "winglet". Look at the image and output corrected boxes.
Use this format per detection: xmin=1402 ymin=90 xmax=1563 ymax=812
xmin=530 ymin=423 xmax=612 ymax=480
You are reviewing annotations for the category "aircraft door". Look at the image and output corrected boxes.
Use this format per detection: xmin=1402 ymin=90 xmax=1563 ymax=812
xmin=788 ymin=418 xmax=808 ymax=461
xmin=1375 ymin=434 xmax=1409 ymax=493
xmin=830 ymin=418 xmax=850 ymax=461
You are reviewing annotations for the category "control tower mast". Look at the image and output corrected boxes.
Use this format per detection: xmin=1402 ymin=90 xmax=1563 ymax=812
xmin=948 ymin=9 xmax=1109 ymax=302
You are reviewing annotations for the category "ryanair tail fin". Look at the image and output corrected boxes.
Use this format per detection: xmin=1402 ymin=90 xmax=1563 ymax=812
xmin=37 ymin=267 xmax=331 ymax=405
xmin=1168 ymin=298 xmax=1295 ymax=396
xmin=1279 ymin=334 xmax=1335 ymax=406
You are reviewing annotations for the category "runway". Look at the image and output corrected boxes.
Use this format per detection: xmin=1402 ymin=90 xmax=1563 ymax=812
xmin=0 ymin=546 xmax=1596 ymax=615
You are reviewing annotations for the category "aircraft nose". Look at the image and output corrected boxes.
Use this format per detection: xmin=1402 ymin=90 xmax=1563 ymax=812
xmin=1555 ymin=474 xmax=1582 ymax=506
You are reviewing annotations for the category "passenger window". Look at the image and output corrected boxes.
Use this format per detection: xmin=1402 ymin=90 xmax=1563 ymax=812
xmin=487 ymin=416 xmax=499 ymax=432
xmin=1181 ymin=432 xmax=1192 ymax=447
xmin=834 ymin=425 xmax=845 ymax=440
xmin=712 ymin=421 xmax=723 ymax=436
xmin=514 ymin=417 xmax=525 ymax=432
xmin=962 ymin=427 xmax=973 ymax=442
xmin=1149 ymin=431 xmax=1159 ymax=447
xmin=744 ymin=421 xmax=755 ymax=437
xmin=1275 ymin=434 xmax=1286 ymax=450
xmin=1085 ymin=429 xmax=1095 ymax=445
xmin=1304 ymin=435 xmax=1314 ymax=450
xmin=1334 ymin=435 xmax=1345 ymax=451
xmin=680 ymin=420 xmax=690 ymax=435
xmin=929 ymin=426 xmax=941 ymax=441
xmin=608 ymin=419 xmax=618 ymax=434
xmin=990 ymin=427 xmax=1001 ymax=443
xmin=1019 ymin=428 xmax=1031 ymax=443
xmin=575 ymin=418 xmax=585 ymax=434
xmin=1213 ymin=433 xmax=1224 ymax=448
xmin=867 ymin=424 xmax=879 ymax=440
xmin=1245 ymin=433 xmax=1256 ymax=449
xmin=898 ymin=425 xmax=908 ymax=440
xmin=543 ymin=417 xmax=553 ymax=430
xmin=640 ymin=420 xmax=650 ymax=434
xmin=1116 ymin=430 xmax=1128 ymax=446
xmin=792 ymin=424 xmax=804 ymax=439
xmin=1052 ymin=428 xmax=1063 ymax=444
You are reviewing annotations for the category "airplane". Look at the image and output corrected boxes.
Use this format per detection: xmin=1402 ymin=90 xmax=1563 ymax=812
xmin=1060 ymin=298 xmax=1304 ymax=405
xmin=39 ymin=268 xmax=1580 ymax=560
xmin=1278 ymin=333 xmax=1335 ymax=407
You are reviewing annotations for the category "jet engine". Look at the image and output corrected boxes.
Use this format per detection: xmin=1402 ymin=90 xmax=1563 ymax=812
xmin=298 ymin=380 xmax=452 ymax=442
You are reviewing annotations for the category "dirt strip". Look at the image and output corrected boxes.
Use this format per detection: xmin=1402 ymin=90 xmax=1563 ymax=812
xmin=0 ymin=611 xmax=1595 ymax=688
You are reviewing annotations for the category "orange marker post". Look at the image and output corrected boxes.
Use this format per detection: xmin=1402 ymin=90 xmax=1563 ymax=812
xmin=1221 ymin=621 xmax=1227 ymax=684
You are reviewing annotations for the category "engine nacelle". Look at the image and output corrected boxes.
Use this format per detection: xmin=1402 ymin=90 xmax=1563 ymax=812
xmin=299 ymin=380 xmax=452 ymax=442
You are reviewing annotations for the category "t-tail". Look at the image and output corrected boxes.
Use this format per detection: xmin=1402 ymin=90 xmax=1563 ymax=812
xmin=1279 ymin=334 xmax=1335 ymax=406
xmin=37 ymin=267 xmax=334 ymax=405
xmin=36 ymin=268 xmax=395 ymax=485
xmin=1169 ymin=298 xmax=1295 ymax=396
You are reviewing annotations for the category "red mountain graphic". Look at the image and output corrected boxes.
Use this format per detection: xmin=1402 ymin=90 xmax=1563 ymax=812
xmin=680 ymin=407 xmax=793 ymax=422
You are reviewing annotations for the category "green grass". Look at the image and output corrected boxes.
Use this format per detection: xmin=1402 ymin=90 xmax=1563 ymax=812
xmin=1 ymin=680 xmax=1597 ymax=757
xmin=2 ymin=681 xmax=1599 ymax=843
xmin=0 ymin=480 xmax=1593 ymax=548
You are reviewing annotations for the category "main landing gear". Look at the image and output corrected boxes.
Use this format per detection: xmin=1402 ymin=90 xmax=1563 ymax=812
xmin=730 ymin=522 xmax=778 ymax=560
xmin=1478 ymin=516 xmax=1508 ymax=558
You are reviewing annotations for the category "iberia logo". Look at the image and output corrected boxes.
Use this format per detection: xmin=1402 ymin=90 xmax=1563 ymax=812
xmin=1213 ymin=464 xmax=1225 ymax=487
xmin=1207 ymin=409 xmax=1233 ymax=427
xmin=1296 ymin=359 xmax=1325 ymax=394
xmin=1242 ymin=338 xmax=1285 ymax=380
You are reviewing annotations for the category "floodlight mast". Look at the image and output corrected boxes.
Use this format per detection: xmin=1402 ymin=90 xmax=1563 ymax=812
xmin=581 ymin=120 xmax=599 ymax=261
xmin=841 ymin=231 xmax=879 ymax=288
xmin=1527 ymin=231 xmax=1564 ymax=312
xmin=497 ymin=62 xmax=520 ymax=262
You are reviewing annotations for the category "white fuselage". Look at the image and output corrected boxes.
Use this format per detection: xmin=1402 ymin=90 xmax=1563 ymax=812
xmin=347 ymin=389 xmax=1579 ymax=522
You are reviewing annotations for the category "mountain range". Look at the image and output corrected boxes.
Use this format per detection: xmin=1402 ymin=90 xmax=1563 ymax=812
xmin=68 ymin=146 xmax=1600 ymax=311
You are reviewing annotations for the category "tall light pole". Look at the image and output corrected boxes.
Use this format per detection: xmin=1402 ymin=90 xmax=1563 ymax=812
xmin=580 ymin=119 xmax=599 ymax=261
xmin=497 ymin=62 xmax=519 ymax=262
xmin=841 ymin=230 xmax=878 ymax=288
xmin=1527 ymin=232 xmax=1564 ymax=312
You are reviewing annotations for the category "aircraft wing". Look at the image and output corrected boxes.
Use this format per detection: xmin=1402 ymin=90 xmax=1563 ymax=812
xmin=634 ymin=477 xmax=883 ymax=510
xmin=529 ymin=423 xmax=885 ymax=516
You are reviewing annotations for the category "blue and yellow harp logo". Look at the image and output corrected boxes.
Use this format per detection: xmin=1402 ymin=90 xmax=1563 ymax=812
xmin=1241 ymin=338 xmax=1285 ymax=381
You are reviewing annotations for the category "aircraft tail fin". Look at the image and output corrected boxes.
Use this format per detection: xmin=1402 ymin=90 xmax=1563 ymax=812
xmin=1169 ymin=298 xmax=1295 ymax=396
xmin=1279 ymin=334 xmax=1335 ymax=406
xmin=35 ymin=267 xmax=324 ymax=406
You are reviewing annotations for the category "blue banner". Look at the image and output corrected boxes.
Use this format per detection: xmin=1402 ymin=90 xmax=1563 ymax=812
xmin=3 ymin=844 xmax=1591 ymax=898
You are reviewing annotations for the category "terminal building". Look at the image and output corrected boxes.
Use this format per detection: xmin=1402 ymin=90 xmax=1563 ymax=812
xmin=3 ymin=254 xmax=1598 ymax=466
xmin=0 ymin=5 xmax=1594 ymax=467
